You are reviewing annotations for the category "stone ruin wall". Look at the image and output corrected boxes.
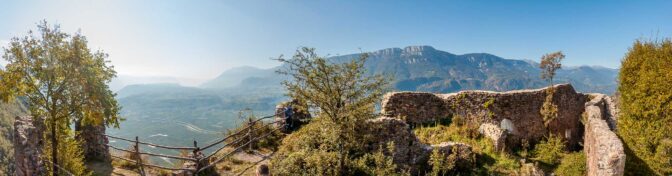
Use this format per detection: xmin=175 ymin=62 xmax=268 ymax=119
xmin=13 ymin=115 xmax=45 ymax=176
xmin=584 ymin=94 xmax=625 ymax=176
xmin=381 ymin=84 xmax=625 ymax=176
xmin=13 ymin=116 xmax=111 ymax=175
xmin=382 ymin=84 xmax=586 ymax=148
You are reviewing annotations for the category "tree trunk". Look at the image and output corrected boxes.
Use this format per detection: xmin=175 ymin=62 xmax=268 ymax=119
xmin=51 ymin=117 xmax=59 ymax=176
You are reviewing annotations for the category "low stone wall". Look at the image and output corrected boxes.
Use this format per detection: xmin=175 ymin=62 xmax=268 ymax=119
xmin=13 ymin=116 xmax=45 ymax=176
xmin=584 ymin=95 xmax=625 ymax=176
xmin=382 ymin=84 xmax=587 ymax=148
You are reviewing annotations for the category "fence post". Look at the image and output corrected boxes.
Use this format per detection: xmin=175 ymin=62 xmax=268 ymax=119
xmin=135 ymin=136 xmax=146 ymax=176
xmin=248 ymin=120 xmax=254 ymax=151
xmin=193 ymin=140 xmax=200 ymax=175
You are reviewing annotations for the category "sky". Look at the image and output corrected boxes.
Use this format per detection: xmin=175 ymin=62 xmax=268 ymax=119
xmin=1 ymin=0 xmax=671 ymax=83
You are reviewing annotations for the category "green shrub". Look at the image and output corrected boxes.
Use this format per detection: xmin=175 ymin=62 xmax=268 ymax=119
xmin=618 ymin=39 xmax=672 ymax=175
xmin=531 ymin=135 xmax=565 ymax=166
xmin=43 ymin=130 xmax=92 ymax=176
xmin=554 ymin=152 xmax=586 ymax=176
xmin=414 ymin=119 xmax=521 ymax=175
xmin=353 ymin=143 xmax=403 ymax=176
xmin=270 ymin=47 xmax=389 ymax=175
xmin=428 ymin=148 xmax=453 ymax=176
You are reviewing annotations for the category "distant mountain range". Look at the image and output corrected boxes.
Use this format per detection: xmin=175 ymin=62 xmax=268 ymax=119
xmin=201 ymin=45 xmax=618 ymax=94
xmin=109 ymin=46 xmax=619 ymax=166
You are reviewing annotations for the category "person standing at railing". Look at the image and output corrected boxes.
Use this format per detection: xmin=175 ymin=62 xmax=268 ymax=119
xmin=284 ymin=104 xmax=294 ymax=131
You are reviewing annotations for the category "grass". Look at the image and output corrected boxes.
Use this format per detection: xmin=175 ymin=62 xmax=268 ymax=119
xmin=413 ymin=115 xmax=585 ymax=175
xmin=413 ymin=117 xmax=521 ymax=175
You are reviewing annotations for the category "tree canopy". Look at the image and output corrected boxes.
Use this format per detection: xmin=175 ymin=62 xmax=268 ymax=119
xmin=0 ymin=21 xmax=120 ymax=175
xmin=539 ymin=51 xmax=565 ymax=86
xmin=618 ymin=39 xmax=672 ymax=175
xmin=271 ymin=47 xmax=394 ymax=175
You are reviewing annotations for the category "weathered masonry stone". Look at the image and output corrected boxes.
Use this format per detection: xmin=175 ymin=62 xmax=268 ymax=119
xmin=76 ymin=123 xmax=110 ymax=162
xmin=365 ymin=117 xmax=430 ymax=173
xmin=382 ymin=84 xmax=587 ymax=149
xmin=478 ymin=123 xmax=507 ymax=151
xmin=13 ymin=115 xmax=45 ymax=176
xmin=584 ymin=95 xmax=625 ymax=176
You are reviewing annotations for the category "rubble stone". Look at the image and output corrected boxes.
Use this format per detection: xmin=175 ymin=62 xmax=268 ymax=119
xmin=478 ymin=123 xmax=507 ymax=151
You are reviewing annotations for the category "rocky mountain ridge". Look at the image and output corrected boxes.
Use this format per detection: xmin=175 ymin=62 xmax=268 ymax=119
xmin=200 ymin=45 xmax=618 ymax=94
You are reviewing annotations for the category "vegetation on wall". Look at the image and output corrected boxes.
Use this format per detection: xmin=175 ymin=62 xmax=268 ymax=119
xmin=617 ymin=39 xmax=672 ymax=175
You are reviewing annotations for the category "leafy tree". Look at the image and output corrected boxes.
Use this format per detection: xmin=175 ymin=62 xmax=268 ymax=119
xmin=618 ymin=39 xmax=672 ymax=175
xmin=271 ymin=47 xmax=389 ymax=175
xmin=539 ymin=52 xmax=563 ymax=128
xmin=539 ymin=51 xmax=565 ymax=86
xmin=0 ymin=21 xmax=120 ymax=175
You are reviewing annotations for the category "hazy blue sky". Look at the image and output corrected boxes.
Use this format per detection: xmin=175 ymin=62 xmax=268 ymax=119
xmin=1 ymin=0 xmax=670 ymax=81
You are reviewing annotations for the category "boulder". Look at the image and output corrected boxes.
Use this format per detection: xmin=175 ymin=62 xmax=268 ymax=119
xmin=479 ymin=123 xmax=507 ymax=151
xmin=519 ymin=160 xmax=545 ymax=176
xmin=13 ymin=115 xmax=45 ymax=176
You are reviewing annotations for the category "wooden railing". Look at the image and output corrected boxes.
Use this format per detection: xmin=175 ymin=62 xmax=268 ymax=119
xmin=95 ymin=114 xmax=283 ymax=175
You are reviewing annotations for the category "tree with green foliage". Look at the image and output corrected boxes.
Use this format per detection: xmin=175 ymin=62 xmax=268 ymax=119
xmin=0 ymin=21 xmax=120 ymax=176
xmin=539 ymin=51 xmax=564 ymax=87
xmin=271 ymin=47 xmax=390 ymax=175
xmin=539 ymin=52 xmax=563 ymax=128
xmin=617 ymin=39 xmax=672 ymax=175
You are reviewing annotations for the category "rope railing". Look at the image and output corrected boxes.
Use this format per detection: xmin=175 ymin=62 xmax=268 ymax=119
xmin=106 ymin=144 xmax=197 ymax=161
xmin=104 ymin=134 xmax=197 ymax=150
xmin=99 ymin=114 xmax=285 ymax=175
xmin=203 ymin=120 xmax=282 ymax=160
xmin=200 ymin=115 xmax=276 ymax=151
xmin=44 ymin=159 xmax=76 ymax=176
xmin=197 ymin=125 xmax=284 ymax=173
xmin=107 ymin=153 xmax=194 ymax=172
